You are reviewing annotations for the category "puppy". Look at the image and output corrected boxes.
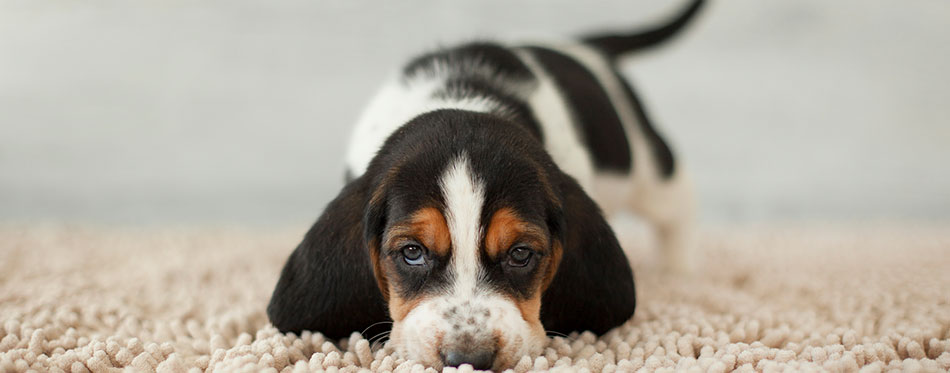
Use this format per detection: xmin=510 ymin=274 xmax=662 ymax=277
xmin=268 ymin=0 xmax=703 ymax=370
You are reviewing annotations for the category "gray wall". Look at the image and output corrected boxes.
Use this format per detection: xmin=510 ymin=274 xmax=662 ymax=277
xmin=2 ymin=0 xmax=948 ymax=226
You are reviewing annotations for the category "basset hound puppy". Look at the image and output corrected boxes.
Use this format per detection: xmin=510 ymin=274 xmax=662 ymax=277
xmin=268 ymin=0 xmax=703 ymax=370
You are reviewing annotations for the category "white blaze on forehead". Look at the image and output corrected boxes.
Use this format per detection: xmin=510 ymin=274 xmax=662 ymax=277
xmin=439 ymin=155 xmax=485 ymax=296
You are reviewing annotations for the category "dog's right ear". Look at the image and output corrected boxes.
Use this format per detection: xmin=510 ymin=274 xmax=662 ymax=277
xmin=267 ymin=174 xmax=390 ymax=339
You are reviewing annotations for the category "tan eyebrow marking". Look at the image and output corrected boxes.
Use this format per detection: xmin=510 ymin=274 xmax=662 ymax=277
xmin=384 ymin=207 xmax=452 ymax=257
xmin=484 ymin=207 xmax=548 ymax=258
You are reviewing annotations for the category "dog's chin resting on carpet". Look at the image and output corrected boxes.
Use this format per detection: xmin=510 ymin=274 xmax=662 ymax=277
xmin=267 ymin=1 xmax=705 ymax=370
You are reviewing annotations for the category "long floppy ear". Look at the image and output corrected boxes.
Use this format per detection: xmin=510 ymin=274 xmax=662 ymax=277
xmin=540 ymin=172 xmax=637 ymax=335
xmin=267 ymin=175 xmax=390 ymax=339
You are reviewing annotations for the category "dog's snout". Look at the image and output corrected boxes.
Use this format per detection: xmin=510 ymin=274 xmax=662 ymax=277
xmin=442 ymin=349 xmax=495 ymax=370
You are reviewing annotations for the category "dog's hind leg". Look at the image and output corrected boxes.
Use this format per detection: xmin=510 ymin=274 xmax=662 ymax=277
xmin=589 ymin=150 xmax=696 ymax=274
xmin=628 ymin=166 xmax=696 ymax=274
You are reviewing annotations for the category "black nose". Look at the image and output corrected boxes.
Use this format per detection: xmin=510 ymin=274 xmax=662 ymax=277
xmin=442 ymin=349 xmax=495 ymax=370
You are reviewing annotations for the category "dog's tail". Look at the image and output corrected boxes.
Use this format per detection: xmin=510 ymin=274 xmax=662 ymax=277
xmin=583 ymin=0 xmax=705 ymax=60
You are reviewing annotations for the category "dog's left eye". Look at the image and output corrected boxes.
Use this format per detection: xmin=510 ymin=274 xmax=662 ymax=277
xmin=402 ymin=244 xmax=426 ymax=266
xmin=507 ymin=246 xmax=533 ymax=267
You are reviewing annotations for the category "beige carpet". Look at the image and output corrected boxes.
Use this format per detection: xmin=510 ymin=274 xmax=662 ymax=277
xmin=1 ymin=223 xmax=949 ymax=372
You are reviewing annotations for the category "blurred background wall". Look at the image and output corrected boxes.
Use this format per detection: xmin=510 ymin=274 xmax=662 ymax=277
xmin=1 ymin=0 xmax=948 ymax=226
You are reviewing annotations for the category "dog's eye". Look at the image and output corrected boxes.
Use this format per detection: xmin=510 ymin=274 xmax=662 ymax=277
xmin=402 ymin=244 xmax=426 ymax=266
xmin=507 ymin=246 xmax=533 ymax=267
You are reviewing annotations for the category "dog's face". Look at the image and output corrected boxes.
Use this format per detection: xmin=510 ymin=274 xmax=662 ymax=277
xmin=267 ymin=110 xmax=636 ymax=371
xmin=370 ymin=152 xmax=561 ymax=370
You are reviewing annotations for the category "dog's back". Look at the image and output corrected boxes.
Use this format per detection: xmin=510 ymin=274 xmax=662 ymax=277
xmin=345 ymin=2 xmax=703 ymax=273
xmin=345 ymin=0 xmax=703 ymax=187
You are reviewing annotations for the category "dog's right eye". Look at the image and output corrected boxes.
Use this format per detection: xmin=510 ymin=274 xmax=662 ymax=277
xmin=401 ymin=244 xmax=426 ymax=266
xmin=507 ymin=246 xmax=534 ymax=267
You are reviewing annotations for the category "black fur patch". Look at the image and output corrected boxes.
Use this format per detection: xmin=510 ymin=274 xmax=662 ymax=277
xmin=522 ymin=47 xmax=633 ymax=173
xmin=614 ymin=75 xmax=676 ymax=178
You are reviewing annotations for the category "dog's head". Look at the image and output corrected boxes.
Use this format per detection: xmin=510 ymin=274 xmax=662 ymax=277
xmin=268 ymin=110 xmax=635 ymax=370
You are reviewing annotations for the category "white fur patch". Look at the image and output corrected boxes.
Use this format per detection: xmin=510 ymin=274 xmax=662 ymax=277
xmin=345 ymin=75 xmax=502 ymax=178
xmin=440 ymin=155 xmax=485 ymax=297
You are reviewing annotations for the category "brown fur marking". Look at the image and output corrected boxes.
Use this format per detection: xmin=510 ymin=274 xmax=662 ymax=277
xmin=514 ymin=295 xmax=543 ymax=324
xmin=383 ymin=207 xmax=451 ymax=256
xmin=389 ymin=293 xmax=425 ymax=321
xmin=541 ymin=240 xmax=563 ymax=292
xmin=369 ymin=236 xmax=389 ymax=301
xmin=484 ymin=208 xmax=548 ymax=259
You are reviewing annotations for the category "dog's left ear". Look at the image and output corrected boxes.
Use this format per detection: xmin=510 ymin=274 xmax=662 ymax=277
xmin=540 ymin=172 xmax=637 ymax=335
xmin=267 ymin=175 xmax=390 ymax=339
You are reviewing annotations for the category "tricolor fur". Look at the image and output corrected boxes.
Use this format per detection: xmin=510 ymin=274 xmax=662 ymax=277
xmin=268 ymin=0 xmax=703 ymax=370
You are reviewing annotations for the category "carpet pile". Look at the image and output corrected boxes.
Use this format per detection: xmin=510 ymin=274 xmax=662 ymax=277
xmin=1 ymin=223 xmax=948 ymax=372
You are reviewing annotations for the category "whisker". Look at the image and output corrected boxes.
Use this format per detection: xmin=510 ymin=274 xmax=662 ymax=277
xmin=370 ymin=335 xmax=391 ymax=352
xmin=369 ymin=331 xmax=391 ymax=343
xmin=359 ymin=321 xmax=394 ymax=337
xmin=368 ymin=331 xmax=391 ymax=346
xmin=371 ymin=337 xmax=389 ymax=348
